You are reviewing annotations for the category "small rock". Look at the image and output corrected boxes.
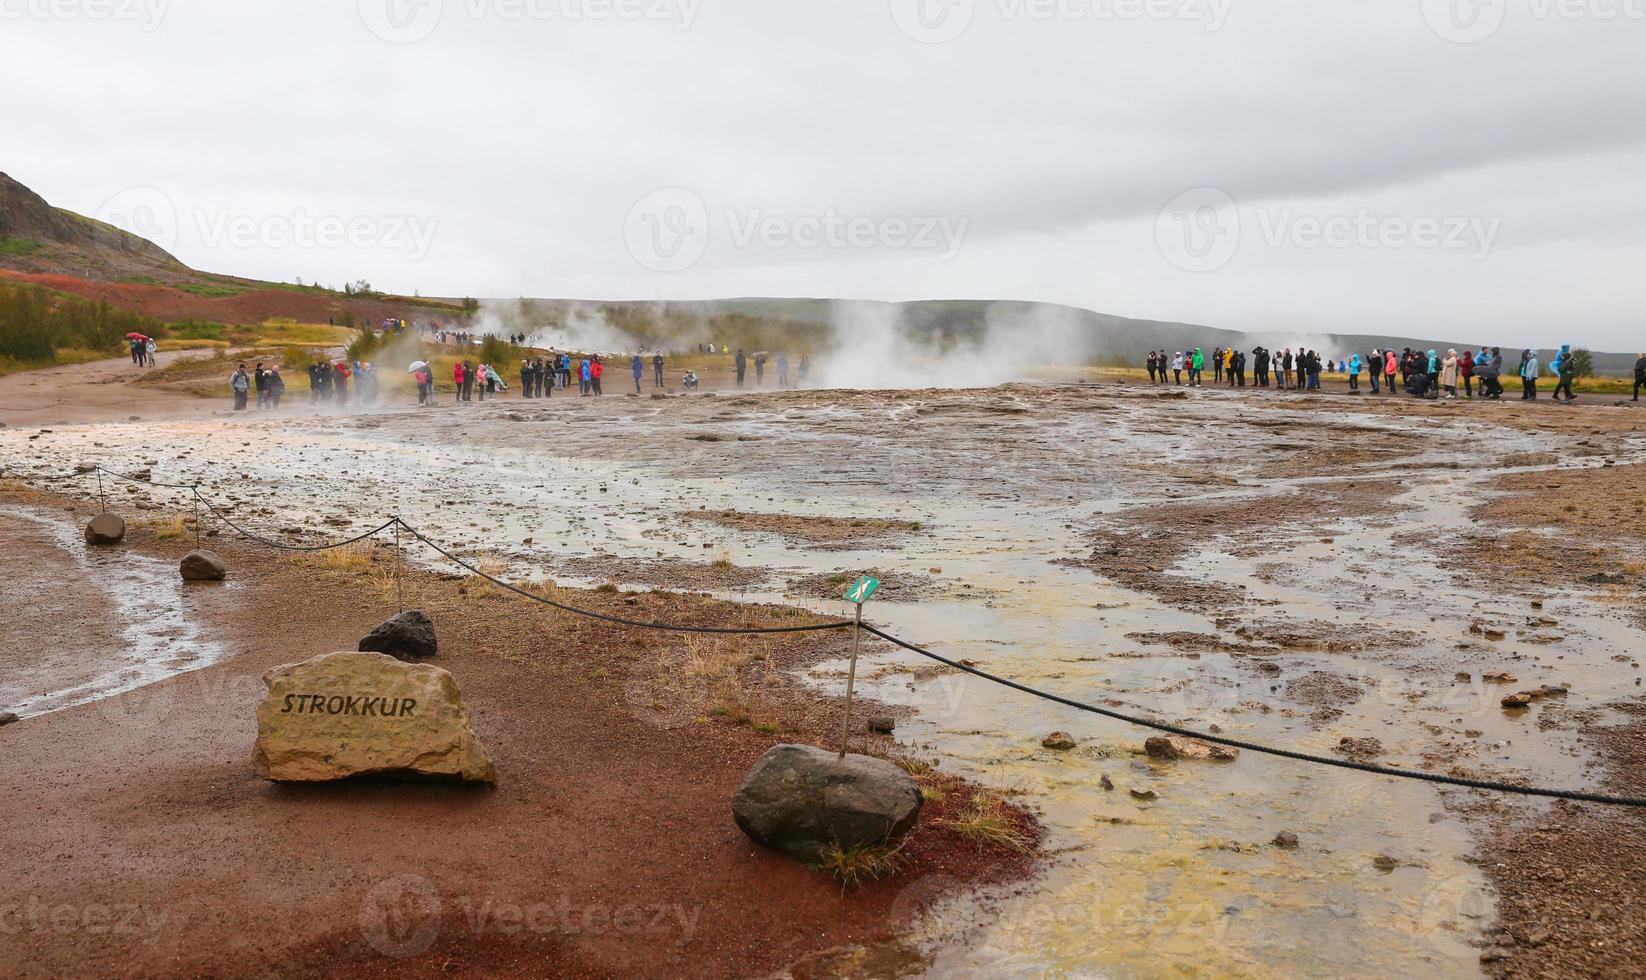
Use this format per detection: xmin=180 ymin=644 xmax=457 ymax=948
xmin=180 ymin=549 xmax=226 ymax=581
xmin=1372 ymin=854 xmax=1399 ymax=872
xmin=1502 ymin=693 xmax=1533 ymax=709
xmin=1145 ymin=735 xmax=1239 ymax=762
xmin=866 ymin=716 xmax=895 ymax=734
xmin=1099 ymin=774 xmax=1114 ymax=791
xmin=1272 ymin=830 xmax=1299 ymax=850
xmin=1042 ymin=731 xmax=1077 ymax=751
xmin=84 ymin=513 xmax=126 ymax=545
xmin=1129 ymin=788 xmax=1158 ymax=801
xmin=0 ymin=711 xmax=18 ymax=727
xmin=359 ymin=610 xmax=438 ymax=660
xmin=1482 ymin=671 xmax=1518 ymax=684
xmin=1521 ymin=927 xmax=1551 ymax=947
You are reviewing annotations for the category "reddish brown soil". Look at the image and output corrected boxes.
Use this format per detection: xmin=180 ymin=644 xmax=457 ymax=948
xmin=1477 ymin=702 xmax=1646 ymax=977
xmin=0 ymin=269 xmax=447 ymax=327
xmin=0 ymin=492 xmax=1037 ymax=979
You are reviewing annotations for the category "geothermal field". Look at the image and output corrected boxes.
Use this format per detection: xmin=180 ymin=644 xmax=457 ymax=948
xmin=4 ymin=358 xmax=1645 ymax=977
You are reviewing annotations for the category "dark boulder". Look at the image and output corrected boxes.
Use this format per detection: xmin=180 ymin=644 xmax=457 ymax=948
xmin=179 ymin=549 xmax=226 ymax=581
xmin=359 ymin=610 xmax=438 ymax=660
xmin=85 ymin=513 xmax=125 ymax=545
xmin=732 ymin=744 xmax=921 ymax=864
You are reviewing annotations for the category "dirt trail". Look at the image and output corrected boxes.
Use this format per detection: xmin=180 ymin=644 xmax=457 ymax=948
xmin=0 ymin=350 xmax=227 ymax=425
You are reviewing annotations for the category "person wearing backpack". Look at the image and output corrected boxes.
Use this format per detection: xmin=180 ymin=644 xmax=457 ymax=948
xmin=229 ymin=363 xmax=250 ymax=411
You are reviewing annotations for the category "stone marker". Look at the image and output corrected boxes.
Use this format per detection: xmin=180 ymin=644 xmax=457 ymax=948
xmin=252 ymin=651 xmax=496 ymax=783
xmin=1042 ymin=731 xmax=1077 ymax=751
xmin=180 ymin=549 xmax=226 ymax=581
xmin=732 ymin=744 xmax=921 ymax=863
xmin=1145 ymin=735 xmax=1239 ymax=762
xmin=359 ymin=610 xmax=438 ymax=660
xmin=84 ymin=513 xmax=125 ymax=545
xmin=0 ymin=711 xmax=18 ymax=727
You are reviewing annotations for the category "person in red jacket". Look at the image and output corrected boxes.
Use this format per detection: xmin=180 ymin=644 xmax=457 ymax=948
xmin=1458 ymin=350 xmax=1475 ymax=399
xmin=453 ymin=361 xmax=466 ymax=404
xmin=590 ymin=356 xmax=605 ymax=396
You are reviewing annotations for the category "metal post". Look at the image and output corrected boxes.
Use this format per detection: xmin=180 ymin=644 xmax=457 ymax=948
xmin=839 ymin=601 xmax=864 ymax=760
xmin=192 ymin=492 xmax=201 ymax=549
xmin=97 ymin=468 xmax=105 ymax=513
xmin=394 ymin=519 xmax=404 ymax=613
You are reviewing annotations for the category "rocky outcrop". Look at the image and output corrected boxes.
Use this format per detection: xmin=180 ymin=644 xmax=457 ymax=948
xmin=358 ymin=610 xmax=437 ymax=660
xmin=180 ymin=549 xmax=226 ymax=581
xmin=252 ymin=651 xmax=496 ymax=784
xmin=732 ymin=744 xmax=921 ymax=863
xmin=84 ymin=513 xmax=125 ymax=545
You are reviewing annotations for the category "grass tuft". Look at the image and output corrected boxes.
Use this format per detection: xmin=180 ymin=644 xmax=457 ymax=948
xmin=942 ymin=791 xmax=1029 ymax=851
xmin=813 ymin=841 xmax=907 ymax=888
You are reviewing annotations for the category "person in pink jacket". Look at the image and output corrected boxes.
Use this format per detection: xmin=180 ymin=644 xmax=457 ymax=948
xmin=453 ymin=361 xmax=466 ymax=404
xmin=1383 ymin=350 xmax=1398 ymax=394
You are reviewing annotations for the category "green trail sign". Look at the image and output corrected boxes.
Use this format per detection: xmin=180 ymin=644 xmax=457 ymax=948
xmin=844 ymin=575 xmax=881 ymax=604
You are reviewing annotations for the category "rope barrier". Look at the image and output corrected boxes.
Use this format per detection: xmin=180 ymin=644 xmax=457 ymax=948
xmin=10 ymin=462 xmax=1646 ymax=808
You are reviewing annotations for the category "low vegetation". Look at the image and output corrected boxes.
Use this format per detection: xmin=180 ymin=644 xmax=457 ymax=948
xmin=813 ymin=841 xmax=908 ymax=888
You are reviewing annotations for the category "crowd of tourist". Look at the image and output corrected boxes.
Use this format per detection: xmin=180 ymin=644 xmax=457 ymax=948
xmin=1141 ymin=345 xmax=1644 ymax=403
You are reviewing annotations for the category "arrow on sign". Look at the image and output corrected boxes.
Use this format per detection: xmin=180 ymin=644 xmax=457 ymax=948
xmin=845 ymin=575 xmax=881 ymax=604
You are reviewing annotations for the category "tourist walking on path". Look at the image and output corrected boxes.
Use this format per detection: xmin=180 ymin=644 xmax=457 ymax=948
xmin=1190 ymin=348 xmax=1204 ymax=386
xmin=777 ymin=353 xmax=789 ymax=387
xmin=1367 ymin=349 xmax=1382 ymax=394
xmin=591 ymin=356 xmax=604 ymax=396
xmin=229 ymin=363 xmax=249 ymax=411
xmin=268 ymin=368 xmax=285 ymax=409
xmin=1347 ymin=352 xmax=1361 ymax=392
xmin=632 ymin=353 xmax=644 ymax=394
xmin=1520 ymin=350 xmax=1540 ymax=400
xmin=254 ymin=363 xmax=268 ymax=408
xmin=653 ymin=351 xmax=665 ymax=388
xmin=735 ymin=349 xmax=747 ymax=387
xmin=1634 ymin=353 xmax=1646 ymax=401
xmin=1552 ymin=345 xmax=1577 ymax=403
xmin=1172 ymin=351 xmax=1184 ymax=385
xmin=1458 ymin=349 xmax=1474 ymax=398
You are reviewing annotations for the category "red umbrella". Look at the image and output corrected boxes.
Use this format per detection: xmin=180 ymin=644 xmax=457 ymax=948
xmin=126 ymin=332 xmax=149 ymax=341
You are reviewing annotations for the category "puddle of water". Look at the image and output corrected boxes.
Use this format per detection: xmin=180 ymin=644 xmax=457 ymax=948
xmin=3 ymin=507 xmax=231 ymax=718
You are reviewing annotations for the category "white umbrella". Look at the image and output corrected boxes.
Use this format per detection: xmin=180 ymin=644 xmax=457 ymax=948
xmin=407 ymin=360 xmax=429 ymax=372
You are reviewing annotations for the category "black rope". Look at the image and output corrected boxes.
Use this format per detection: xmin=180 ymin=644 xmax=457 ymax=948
xmin=190 ymin=489 xmax=401 ymax=553
xmin=397 ymin=520 xmax=853 ymax=636
xmin=860 ymin=624 xmax=1646 ymax=808
xmin=11 ymin=462 xmax=1646 ymax=807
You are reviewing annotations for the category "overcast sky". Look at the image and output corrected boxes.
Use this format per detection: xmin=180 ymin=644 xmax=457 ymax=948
xmin=4 ymin=0 xmax=1643 ymax=347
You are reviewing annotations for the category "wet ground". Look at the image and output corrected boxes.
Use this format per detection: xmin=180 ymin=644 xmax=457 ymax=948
xmin=5 ymin=382 xmax=1645 ymax=977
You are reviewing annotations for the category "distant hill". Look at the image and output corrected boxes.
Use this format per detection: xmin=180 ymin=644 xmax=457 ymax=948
xmin=0 ymin=172 xmax=465 ymax=326
xmin=0 ymin=171 xmax=186 ymax=281
xmin=517 ymin=296 xmax=1638 ymax=374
